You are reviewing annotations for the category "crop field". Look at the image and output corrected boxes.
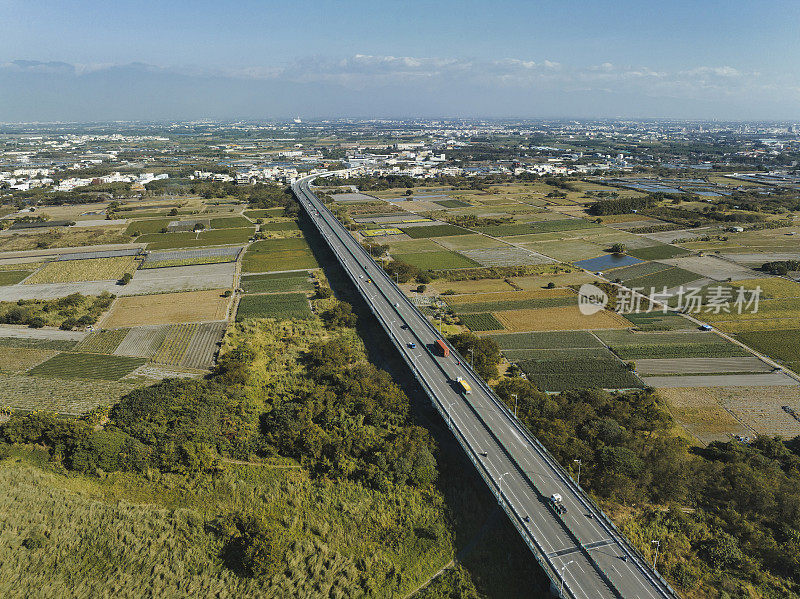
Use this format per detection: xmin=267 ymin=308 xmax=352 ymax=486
xmin=28 ymin=352 xmax=146 ymax=380
xmin=458 ymin=312 xmax=504 ymax=331
xmin=660 ymin=255 xmax=758 ymax=281
xmin=449 ymin=296 xmax=575 ymax=314
xmin=0 ymin=348 xmax=58 ymax=372
xmin=236 ymin=292 xmax=312 ymax=321
xmin=502 ymin=347 xmax=614 ymax=361
xmin=494 ymin=306 xmax=632 ymax=332
xmin=138 ymin=227 xmax=254 ymax=250
xmin=399 ymin=224 xmax=471 ymax=238
xmin=520 ymin=239 xmax=604 ymax=262
xmin=0 ymin=336 xmax=78 ymax=351
xmin=101 ymin=289 xmax=231 ymax=327
xmin=730 ymin=277 xmax=800 ymax=299
xmin=0 ymin=226 xmax=130 ymax=253
xmin=458 ymin=247 xmax=555 ymax=267
xmin=258 ymin=220 xmax=301 ymax=231
xmin=706 ymin=385 xmax=800 ymax=438
xmin=702 ymin=298 xmax=800 ymax=322
xmin=210 ymin=216 xmax=251 ymax=228
xmin=0 ymin=374 xmax=142 ymax=414
xmin=392 ymin=250 xmax=479 ymax=270
xmin=179 ymin=321 xmax=226 ymax=369
xmin=74 ymin=328 xmax=130 ymax=354
xmin=573 ymin=254 xmax=643 ymax=271
xmin=634 ymin=357 xmax=772 ymax=375
xmin=244 ymin=208 xmax=286 ymax=218
xmin=613 ymin=343 xmax=750 ymax=360
xmin=596 ymin=329 xmax=728 ymax=346
xmin=735 ymin=329 xmax=800 ymax=372
xmin=241 ymin=271 xmax=314 ymax=294
xmin=432 ymin=234 xmax=507 ymax=251
xmin=433 ymin=199 xmax=470 ymax=208
xmin=608 ymin=261 xmax=673 ymax=281
xmin=657 ymin=387 xmax=752 ymax=444
xmin=151 ymin=323 xmax=199 ymax=365
xmin=24 ymin=256 xmax=138 ymax=284
xmin=518 ymin=355 xmax=643 ymax=391
xmin=125 ymin=218 xmax=173 ymax=235
xmin=114 ymin=325 xmax=171 ymax=358
xmin=0 ymin=270 xmax=31 ymax=285
xmin=628 ymin=244 xmax=691 ymax=260
xmin=623 ymin=267 xmax=702 ymax=291
xmin=447 ymin=289 xmax=574 ymax=304
xmin=142 ymin=246 xmax=242 ymax=269
xmin=432 ymin=278 xmax=516 ymax=294
xmin=476 ymin=219 xmax=598 ymax=237
xmin=624 ymin=311 xmax=692 ymax=331
xmin=242 ymin=238 xmax=319 ymax=273
xmin=510 ymin=271 xmax=595 ymax=290
xmin=490 ymin=330 xmax=605 ymax=350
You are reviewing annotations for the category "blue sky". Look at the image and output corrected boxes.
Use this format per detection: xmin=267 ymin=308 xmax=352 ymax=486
xmin=1 ymin=0 xmax=799 ymax=121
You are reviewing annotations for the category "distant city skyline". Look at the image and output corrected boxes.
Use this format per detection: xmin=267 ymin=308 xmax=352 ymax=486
xmin=1 ymin=0 xmax=799 ymax=121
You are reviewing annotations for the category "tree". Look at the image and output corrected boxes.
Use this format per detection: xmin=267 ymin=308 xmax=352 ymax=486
xmin=610 ymin=243 xmax=627 ymax=254
xmin=118 ymin=272 xmax=132 ymax=285
xmin=448 ymin=332 xmax=502 ymax=381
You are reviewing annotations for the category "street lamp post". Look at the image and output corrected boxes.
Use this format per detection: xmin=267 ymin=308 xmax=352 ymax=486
xmin=498 ymin=471 xmax=510 ymax=498
xmin=559 ymin=560 xmax=574 ymax=598
xmin=468 ymin=348 xmax=474 ymax=367
xmin=652 ymin=540 xmax=660 ymax=570
xmin=574 ymin=459 xmax=582 ymax=487
xmin=512 ymin=393 xmax=518 ymax=418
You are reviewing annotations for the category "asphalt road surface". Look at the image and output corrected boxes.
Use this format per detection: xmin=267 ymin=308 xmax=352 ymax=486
xmin=293 ymin=175 xmax=679 ymax=599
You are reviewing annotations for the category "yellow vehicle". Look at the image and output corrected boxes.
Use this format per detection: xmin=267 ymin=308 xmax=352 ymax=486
xmin=456 ymin=377 xmax=471 ymax=395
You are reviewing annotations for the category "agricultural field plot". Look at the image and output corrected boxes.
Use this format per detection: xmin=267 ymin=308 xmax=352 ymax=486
xmin=392 ymin=250 xmax=480 ymax=270
xmin=0 ymin=374 xmax=142 ymax=414
xmin=735 ymin=329 xmax=800 ymax=372
xmin=433 ymin=199 xmax=470 ymax=208
xmin=501 ymin=346 xmax=613 ymax=361
xmin=0 ymin=270 xmax=31 ymax=285
xmin=122 ymin=262 xmax=236 ymax=295
xmin=657 ymin=387 xmax=752 ymax=444
xmin=712 ymin=386 xmax=800 ymax=438
xmin=138 ymin=227 xmax=254 ymax=250
xmin=596 ymin=329 xmax=750 ymax=359
xmin=490 ymin=330 xmax=605 ymax=350
xmin=258 ymin=221 xmax=301 ymax=232
xmin=0 ymin=348 xmax=58 ymax=372
xmin=431 ymin=278 xmax=517 ymax=295
xmin=0 ymin=226 xmax=131 ymax=253
xmin=509 ymin=271 xmax=596 ymax=290
xmin=628 ymin=244 xmax=692 ymax=260
xmin=458 ymin=247 xmax=556 ymax=267
xmin=242 ymin=238 xmax=319 ymax=273
xmin=623 ymin=267 xmax=703 ymax=291
xmin=642 ymin=372 xmax=798 ymax=388
xmin=179 ymin=321 xmax=226 ymax=370
xmin=0 ymin=335 xmax=80 ymax=352
xmin=634 ymin=357 xmax=773 ymax=375
xmin=477 ymin=219 xmax=598 ymax=237
xmin=447 ymin=289 xmax=575 ymax=305
xmin=431 ymin=234 xmax=507 ymax=251
xmin=659 ymin=255 xmax=761 ymax=281
xmin=383 ymin=238 xmax=442 ymax=253
xmin=165 ymin=219 xmax=210 ymax=233
xmin=624 ymin=311 xmax=693 ymax=331
xmin=729 ymin=277 xmax=800 ymax=299
xmin=210 ymin=216 xmax=251 ymax=228
xmin=241 ymin=271 xmax=313 ymax=294
xmin=494 ymin=306 xmax=632 ymax=332
xmin=331 ymin=192 xmax=378 ymax=203
xmin=24 ymin=256 xmax=138 ymax=284
xmin=28 ymin=352 xmax=147 ymax=380
xmin=141 ymin=246 xmax=242 ymax=269
xmin=244 ymin=208 xmax=286 ymax=219
xmin=449 ymin=295 xmax=576 ymax=314
xmin=74 ymin=328 xmax=130 ymax=354
xmin=518 ymin=355 xmax=644 ymax=391
xmin=125 ymin=218 xmax=173 ymax=235
xmin=458 ymin=312 xmax=504 ymax=331
xmin=114 ymin=325 xmax=171 ymax=358
xmin=101 ymin=289 xmax=232 ymax=327
xmin=399 ymin=224 xmax=471 ymax=238
xmin=236 ymin=292 xmax=312 ymax=321
xmin=608 ymin=261 xmax=673 ymax=281
xmin=574 ymin=254 xmax=643 ymax=271
xmin=702 ymin=298 xmax=800 ymax=323
xmin=149 ymin=323 xmax=212 ymax=366
xmin=519 ymin=239 xmax=604 ymax=262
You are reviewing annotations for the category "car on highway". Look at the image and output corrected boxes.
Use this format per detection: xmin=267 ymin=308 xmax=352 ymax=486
xmin=408 ymin=342 xmax=416 ymax=348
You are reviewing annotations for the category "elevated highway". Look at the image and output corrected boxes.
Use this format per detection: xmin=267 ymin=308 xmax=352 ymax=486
xmin=293 ymin=174 xmax=679 ymax=599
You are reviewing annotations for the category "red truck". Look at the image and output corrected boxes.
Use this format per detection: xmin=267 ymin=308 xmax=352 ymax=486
xmin=435 ymin=339 xmax=449 ymax=357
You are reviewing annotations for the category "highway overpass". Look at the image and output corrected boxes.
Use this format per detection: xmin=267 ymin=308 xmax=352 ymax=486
xmin=293 ymin=174 xmax=680 ymax=599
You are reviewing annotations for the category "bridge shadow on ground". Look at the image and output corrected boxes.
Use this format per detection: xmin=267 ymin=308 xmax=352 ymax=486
xmin=299 ymin=211 xmax=550 ymax=598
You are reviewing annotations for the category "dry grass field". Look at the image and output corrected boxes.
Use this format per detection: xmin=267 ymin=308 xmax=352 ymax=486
xmin=494 ymin=306 xmax=631 ymax=331
xmin=446 ymin=288 xmax=574 ymax=305
xmin=658 ymin=387 xmax=752 ymax=444
xmin=24 ymin=257 xmax=138 ymax=284
xmin=101 ymin=289 xmax=231 ymax=327
xmin=432 ymin=278 xmax=516 ymax=295
xmin=0 ymin=226 xmax=130 ymax=252
xmin=0 ymin=348 xmax=58 ymax=372
xmin=0 ymin=374 xmax=142 ymax=414
xmin=509 ymin=271 xmax=595 ymax=290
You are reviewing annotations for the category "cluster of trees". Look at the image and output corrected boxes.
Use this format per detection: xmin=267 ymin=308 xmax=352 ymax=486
xmin=492 ymin=379 xmax=800 ymax=594
xmin=383 ymin=259 xmax=432 ymax=285
xmin=587 ymin=196 xmax=656 ymax=216
xmin=0 ymin=292 xmax=113 ymax=329
xmin=761 ymin=260 xmax=800 ymax=275
xmin=443 ymin=214 xmax=513 ymax=228
xmin=185 ymin=180 xmax=294 ymax=210
xmin=448 ymin=332 xmax=502 ymax=381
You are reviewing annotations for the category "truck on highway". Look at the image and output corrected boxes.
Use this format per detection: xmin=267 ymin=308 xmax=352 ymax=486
xmin=456 ymin=377 xmax=472 ymax=395
xmin=435 ymin=339 xmax=449 ymax=357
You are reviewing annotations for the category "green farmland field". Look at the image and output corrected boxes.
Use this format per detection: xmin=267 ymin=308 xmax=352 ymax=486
xmin=0 ymin=337 xmax=78 ymax=351
xmin=518 ymin=355 xmax=643 ymax=391
xmin=490 ymin=330 xmax=604 ymax=350
xmin=613 ymin=343 xmax=750 ymax=360
xmin=75 ymin=328 xmax=130 ymax=354
xmin=236 ymin=292 xmax=313 ymax=321
xmin=399 ymin=224 xmax=471 ymax=238
xmin=477 ymin=219 xmax=598 ymax=237
xmin=139 ymin=227 xmax=255 ymax=250
xmin=259 ymin=221 xmax=301 ymax=231
xmin=28 ymin=353 xmax=146 ymax=380
xmin=448 ymin=296 xmax=574 ymax=314
xmin=242 ymin=239 xmax=319 ymax=273
xmin=210 ymin=216 xmax=252 ymax=229
xmin=628 ymin=244 xmax=691 ymax=260
xmin=0 ymin=270 xmax=32 ymax=286
xmin=623 ymin=267 xmax=701 ymax=291
xmin=458 ymin=312 xmax=504 ymax=331
xmin=125 ymin=218 xmax=173 ymax=236
xmin=735 ymin=329 xmax=800 ymax=371
xmin=241 ymin=272 xmax=314 ymax=294
xmin=392 ymin=251 xmax=479 ymax=270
